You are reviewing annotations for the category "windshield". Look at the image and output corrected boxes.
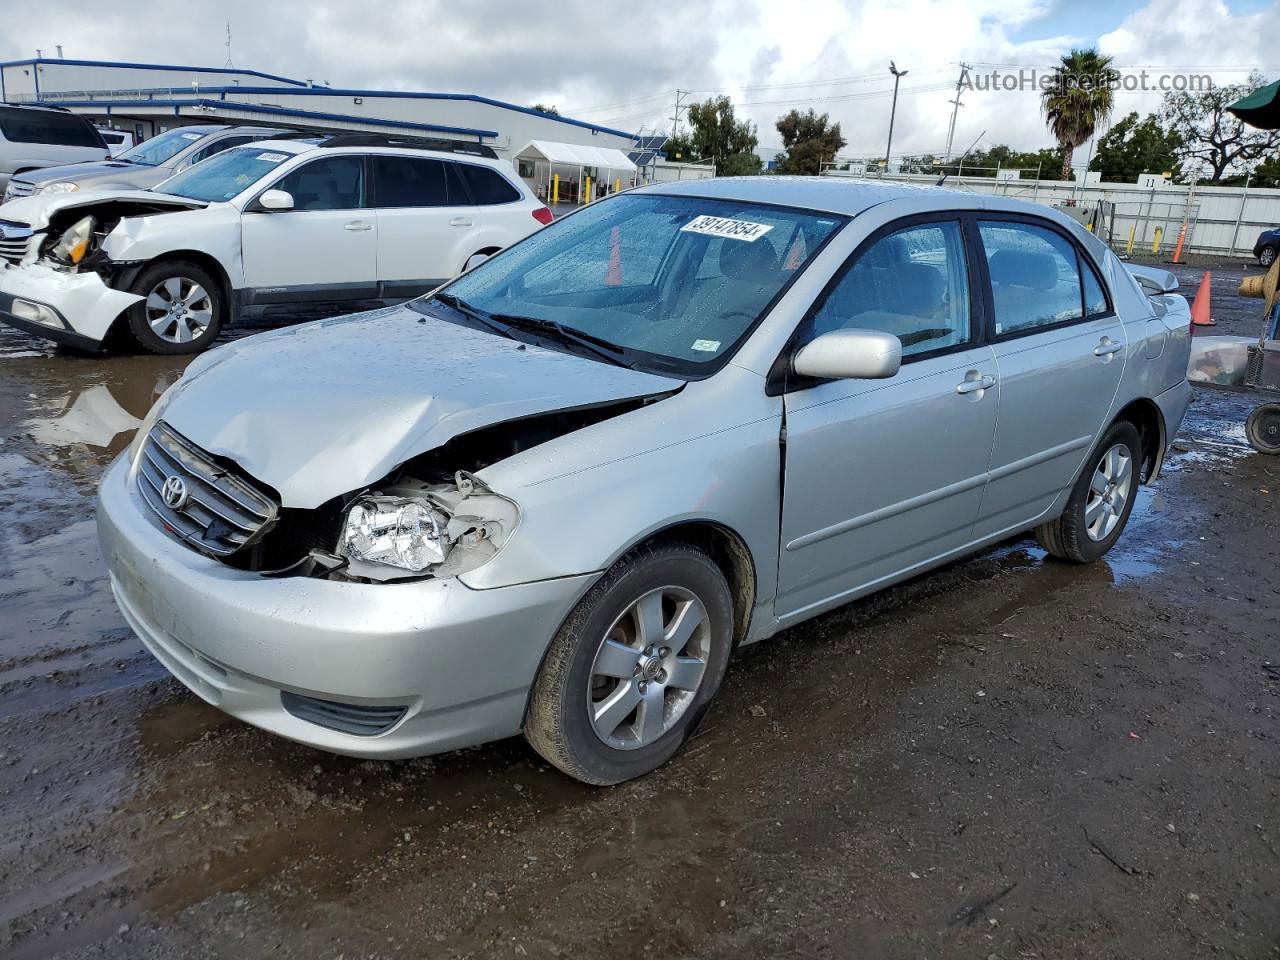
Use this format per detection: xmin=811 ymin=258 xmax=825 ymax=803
xmin=156 ymin=146 xmax=295 ymax=202
xmin=438 ymin=194 xmax=845 ymax=374
xmin=122 ymin=128 xmax=207 ymax=166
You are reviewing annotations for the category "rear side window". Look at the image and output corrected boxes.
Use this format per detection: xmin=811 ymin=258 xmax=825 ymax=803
xmin=979 ymin=222 xmax=1083 ymax=336
xmin=453 ymin=163 xmax=521 ymax=205
xmin=274 ymin=156 xmax=365 ymax=210
xmin=191 ymin=135 xmax=254 ymax=164
xmin=1081 ymin=258 xmax=1110 ymax=317
xmin=0 ymin=107 xmax=105 ymax=148
xmin=372 ymin=155 xmax=449 ymax=207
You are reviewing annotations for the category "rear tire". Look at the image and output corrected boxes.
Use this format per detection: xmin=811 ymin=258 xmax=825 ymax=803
xmin=1246 ymin=402 xmax=1280 ymax=455
xmin=1260 ymin=246 xmax=1277 ymax=268
xmin=1035 ymin=420 xmax=1143 ymax=563
xmin=525 ymin=542 xmax=734 ymax=785
xmin=126 ymin=260 xmax=226 ymax=354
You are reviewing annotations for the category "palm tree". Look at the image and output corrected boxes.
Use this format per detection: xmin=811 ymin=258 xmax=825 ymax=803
xmin=1041 ymin=48 xmax=1117 ymax=180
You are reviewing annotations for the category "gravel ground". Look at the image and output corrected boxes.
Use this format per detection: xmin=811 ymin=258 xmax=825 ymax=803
xmin=0 ymin=267 xmax=1277 ymax=959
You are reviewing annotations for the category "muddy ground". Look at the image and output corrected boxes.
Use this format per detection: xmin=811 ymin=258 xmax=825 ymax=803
xmin=0 ymin=264 xmax=1277 ymax=960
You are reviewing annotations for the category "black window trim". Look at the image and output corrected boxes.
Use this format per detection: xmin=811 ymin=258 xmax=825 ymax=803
xmin=973 ymin=211 xmax=1116 ymax=345
xmin=768 ymin=211 xmax=990 ymax=396
xmin=250 ymin=153 xmax=371 ymax=212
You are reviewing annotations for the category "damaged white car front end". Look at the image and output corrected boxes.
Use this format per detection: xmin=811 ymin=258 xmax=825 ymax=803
xmin=0 ymin=191 xmax=205 ymax=349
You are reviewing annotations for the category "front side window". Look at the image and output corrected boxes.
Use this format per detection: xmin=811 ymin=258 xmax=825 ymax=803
xmin=122 ymin=128 xmax=206 ymax=166
xmin=799 ymin=220 xmax=971 ymax=358
xmin=437 ymin=193 xmax=844 ymax=374
xmin=157 ymin=146 xmax=297 ymax=202
xmin=979 ymin=221 xmax=1084 ymax=335
xmin=272 ymin=156 xmax=365 ymax=211
xmin=371 ymin=155 xmax=448 ymax=207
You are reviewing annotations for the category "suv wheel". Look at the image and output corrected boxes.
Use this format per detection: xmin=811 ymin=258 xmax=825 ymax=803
xmin=1035 ymin=420 xmax=1143 ymax=563
xmin=1260 ymin=245 xmax=1277 ymax=268
xmin=525 ymin=542 xmax=734 ymax=785
xmin=126 ymin=260 xmax=225 ymax=354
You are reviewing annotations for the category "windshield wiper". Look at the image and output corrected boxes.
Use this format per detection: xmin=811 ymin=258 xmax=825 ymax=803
xmin=429 ymin=293 xmax=521 ymax=341
xmin=489 ymin=313 xmax=638 ymax=369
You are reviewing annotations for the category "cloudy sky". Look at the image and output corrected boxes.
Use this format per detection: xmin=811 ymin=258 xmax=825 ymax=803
xmin=6 ymin=0 xmax=1280 ymax=162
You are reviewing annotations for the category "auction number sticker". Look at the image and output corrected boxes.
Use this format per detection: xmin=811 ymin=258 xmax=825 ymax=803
xmin=256 ymin=152 xmax=289 ymax=163
xmin=680 ymin=215 xmax=774 ymax=242
xmin=181 ymin=132 xmax=202 ymax=140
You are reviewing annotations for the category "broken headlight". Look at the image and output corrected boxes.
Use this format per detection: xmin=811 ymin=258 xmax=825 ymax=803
xmin=38 ymin=182 xmax=80 ymax=196
xmin=341 ymin=497 xmax=451 ymax=572
xmin=51 ymin=215 xmax=96 ymax=266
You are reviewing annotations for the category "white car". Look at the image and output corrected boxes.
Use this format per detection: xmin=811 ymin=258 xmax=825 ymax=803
xmin=0 ymin=134 xmax=553 ymax=353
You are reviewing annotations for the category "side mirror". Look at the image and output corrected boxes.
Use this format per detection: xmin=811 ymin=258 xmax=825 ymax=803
xmin=463 ymin=252 xmax=491 ymax=272
xmin=258 ymin=189 xmax=294 ymax=212
xmin=793 ymin=328 xmax=902 ymax=380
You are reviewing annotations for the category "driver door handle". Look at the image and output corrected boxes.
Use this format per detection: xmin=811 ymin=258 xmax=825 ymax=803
xmin=956 ymin=373 xmax=997 ymax=395
xmin=1094 ymin=337 xmax=1124 ymax=357
xmin=344 ymin=220 xmax=372 ymax=232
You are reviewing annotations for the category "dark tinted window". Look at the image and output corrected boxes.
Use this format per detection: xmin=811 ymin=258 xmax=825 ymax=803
xmin=1082 ymin=257 xmax=1110 ymax=316
xmin=274 ymin=156 xmax=365 ymax=210
xmin=0 ymin=107 xmax=105 ymax=148
xmin=454 ymin=163 xmax=521 ymax=205
xmin=372 ymin=155 xmax=448 ymax=207
xmin=979 ymin=221 xmax=1084 ymax=335
xmin=191 ymin=135 xmax=254 ymax=164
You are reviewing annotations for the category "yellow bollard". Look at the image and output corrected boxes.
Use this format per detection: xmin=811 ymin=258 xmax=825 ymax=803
xmin=585 ymin=176 xmax=592 ymax=204
xmin=614 ymin=177 xmax=620 ymax=193
xmin=1126 ymin=223 xmax=1136 ymax=255
xmin=1151 ymin=226 xmax=1163 ymax=254
xmin=552 ymin=174 xmax=559 ymax=204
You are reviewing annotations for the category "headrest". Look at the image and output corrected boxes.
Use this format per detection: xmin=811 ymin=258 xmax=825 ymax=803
xmin=720 ymin=238 xmax=779 ymax=281
xmin=989 ymin=249 xmax=1057 ymax=291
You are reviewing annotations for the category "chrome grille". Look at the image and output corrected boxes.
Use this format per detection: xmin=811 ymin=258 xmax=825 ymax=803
xmin=136 ymin=422 xmax=279 ymax=557
xmin=3 ymin=179 xmax=36 ymax=201
xmin=0 ymin=220 xmax=35 ymax=266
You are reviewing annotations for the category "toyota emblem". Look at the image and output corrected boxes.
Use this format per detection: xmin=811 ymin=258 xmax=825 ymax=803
xmin=161 ymin=475 xmax=189 ymax=509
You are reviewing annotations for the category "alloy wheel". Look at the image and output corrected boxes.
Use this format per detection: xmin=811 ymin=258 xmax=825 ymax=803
xmin=145 ymin=277 xmax=213 ymax=344
xmin=1084 ymin=442 xmax=1133 ymax=541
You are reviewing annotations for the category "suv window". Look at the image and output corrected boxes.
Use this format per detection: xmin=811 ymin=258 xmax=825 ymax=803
xmin=1082 ymin=257 xmax=1110 ymax=317
xmin=979 ymin=221 xmax=1084 ymax=335
xmin=372 ymin=155 xmax=449 ymax=207
xmin=454 ymin=163 xmax=521 ymax=205
xmin=801 ymin=220 xmax=971 ymax=358
xmin=190 ymin=135 xmax=255 ymax=165
xmin=0 ymin=107 xmax=105 ymax=148
xmin=274 ymin=156 xmax=366 ymax=210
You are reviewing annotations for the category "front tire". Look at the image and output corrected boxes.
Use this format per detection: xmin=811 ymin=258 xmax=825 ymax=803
xmin=1260 ymin=246 xmax=1277 ymax=268
xmin=1035 ymin=420 xmax=1143 ymax=563
xmin=1246 ymin=402 xmax=1280 ymax=454
xmin=126 ymin=260 xmax=226 ymax=354
xmin=525 ymin=542 xmax=734 ymax=785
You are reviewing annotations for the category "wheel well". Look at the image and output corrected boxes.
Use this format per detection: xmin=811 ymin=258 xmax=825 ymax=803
xmin=639 ymin=522 xmax=757 ymax=647
xmin=1113 ymin=398 xmax=1165 ymax=481
xmin=111 ymin=251 xmax=234 ymax=333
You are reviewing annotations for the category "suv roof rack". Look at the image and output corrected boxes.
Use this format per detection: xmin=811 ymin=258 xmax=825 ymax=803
xmin=317 ymin=133 xmax=497 ymax=159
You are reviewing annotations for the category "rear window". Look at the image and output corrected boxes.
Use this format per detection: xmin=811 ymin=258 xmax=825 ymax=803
xmin=0 ymin=107 xmax=105 ymax=148
xmin=454 ymin=163 xmax=521 ymax=205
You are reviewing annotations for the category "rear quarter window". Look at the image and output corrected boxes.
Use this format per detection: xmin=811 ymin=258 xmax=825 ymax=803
xmin=0 ymin=108 xmax=105 ymax=148
xmin=453 ymin=163 xmax=521 ymax=205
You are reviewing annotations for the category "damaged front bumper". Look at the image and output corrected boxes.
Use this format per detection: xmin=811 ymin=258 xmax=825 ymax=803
xmin=0 ymin=262 xmax=141 ymax=349
xmin=97 ymin=453 xmax=596 ymax=759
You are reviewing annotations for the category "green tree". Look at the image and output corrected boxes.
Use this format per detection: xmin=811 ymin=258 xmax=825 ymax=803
xmin=1161 ymin=75 xmax=1280 ymax=182
xmin=531 ymin=103 xmax=560 ymax=115
xmin=1041 ymin=48 xmax=1117 ymax=180
xmin=945 ymin=145 xmax=1061 ymax=178
xmin=661 ymin=132 xmax=696 ymax=162
xmin=774 ymin=109 xmax=847 ymax=175
xmin=678 ymin=96 xmax=761 ymax=176
xmin=1087 ymin=112 xmax=1181 ymax=182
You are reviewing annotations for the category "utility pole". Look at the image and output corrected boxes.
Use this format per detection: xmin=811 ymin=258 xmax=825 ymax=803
xmin=669 ymin=89 xmax=690 ymax=139
xmin=944 ymin=62 xmax=970 ymax=159
xmin=885 ymin=61 xmax=908 ymax=172
xmin=224 ymin=23 xmax=234 ymax=68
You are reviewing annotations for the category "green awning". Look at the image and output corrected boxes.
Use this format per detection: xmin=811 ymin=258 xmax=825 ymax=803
xmin=1229 ymin=79 xmax=1280 ymax=129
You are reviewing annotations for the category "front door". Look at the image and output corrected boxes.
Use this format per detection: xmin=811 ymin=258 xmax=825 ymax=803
xmin=970 ymin=218 xmax=1128 ymax=540
xmin=240 ymin=154 xmax=378 ymax=301
xmin=777 ymin=218 xmax=999 ymax=621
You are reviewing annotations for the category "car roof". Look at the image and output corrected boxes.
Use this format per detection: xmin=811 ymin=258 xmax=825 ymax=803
xmin=632 ymin=175 xmax=995 ymax=218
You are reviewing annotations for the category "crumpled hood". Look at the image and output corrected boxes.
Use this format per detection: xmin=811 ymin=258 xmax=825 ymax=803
xmin=0 ymin=189 xmax=203 ymax=229
xmin=162 ymin=305 xmax=682 ymax=508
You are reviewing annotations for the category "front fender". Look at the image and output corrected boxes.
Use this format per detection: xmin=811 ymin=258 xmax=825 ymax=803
xmin=101 ymin=205 xmax=242 ymax=286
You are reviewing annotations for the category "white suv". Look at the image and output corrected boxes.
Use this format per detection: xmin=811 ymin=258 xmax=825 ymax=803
xmin=0 ymin=134 xmax=552 ymax=353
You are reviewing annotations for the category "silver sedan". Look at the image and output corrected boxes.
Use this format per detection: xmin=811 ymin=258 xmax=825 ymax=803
xmin=97 ymin=177 xmax=1193 ymax=784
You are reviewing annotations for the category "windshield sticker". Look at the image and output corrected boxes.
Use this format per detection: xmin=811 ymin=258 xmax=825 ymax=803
xmin=181 ymin=132 xmax=202 ymax=140
xmin=691 ymin=339 xmax=721 ymax=352
xmin=680 ymin=215 xmax=774 ymax=243
xmin=256 ymin=152 xmax=289 ymax=163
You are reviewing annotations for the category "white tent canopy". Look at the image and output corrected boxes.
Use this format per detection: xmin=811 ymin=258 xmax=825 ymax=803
xmin=518 ymin=140 xmax=637 ymax=172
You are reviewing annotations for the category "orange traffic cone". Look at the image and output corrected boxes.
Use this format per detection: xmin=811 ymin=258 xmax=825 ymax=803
xmin=1191 ymin=271 xmax=1215 ymax=328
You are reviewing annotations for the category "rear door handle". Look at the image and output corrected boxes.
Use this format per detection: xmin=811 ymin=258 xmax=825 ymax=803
xmin=344 ymin=220 xmax=372 ymax=232
xmin=1094 ymin=337 xmax=1123 ymax=357
xmin=449 ymin=217 xmax=473 ymax=227
xmin=955 ymin=372 xmax=997 ymax=395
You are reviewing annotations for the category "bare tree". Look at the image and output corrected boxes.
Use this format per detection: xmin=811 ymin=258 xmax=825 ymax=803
xmin=1161 ymin=75 xmax=1280 ymax=182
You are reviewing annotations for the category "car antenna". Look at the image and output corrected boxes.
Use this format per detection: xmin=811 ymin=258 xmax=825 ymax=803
xmin=936 ymin=131 xmax=985 ymax=187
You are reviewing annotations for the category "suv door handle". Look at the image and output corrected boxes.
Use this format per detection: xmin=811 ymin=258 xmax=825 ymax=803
xmin=449 ymin=217 xmax=473 ymax=227
xmin=1094 ymin=337 xmax=1123 ymax=357
xmin=344 ymin=220 xmax=372 ymax=232
xmin=955 ymin=372 xmax=996 ymax=395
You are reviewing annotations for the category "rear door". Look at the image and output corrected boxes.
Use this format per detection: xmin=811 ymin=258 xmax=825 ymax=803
xmin=240 ymin=153 xmax=378 ymax=300
xmin=369 ymin=154 xmax=469 ymax=297
xmin=776 ymin=217 xmax=999 ymax=620
xmin=970 ymin=217 xmax=1127 ymax=540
